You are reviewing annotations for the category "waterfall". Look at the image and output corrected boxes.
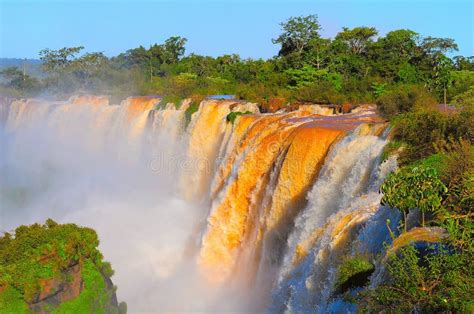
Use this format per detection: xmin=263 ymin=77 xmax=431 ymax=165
xmin=269 ymin=134 xmax=396 ymax=313
xmin=0 ymin=96 xmax=397 ymax=312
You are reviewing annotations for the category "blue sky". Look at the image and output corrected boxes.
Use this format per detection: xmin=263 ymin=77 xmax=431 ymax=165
xmin=0 ymin=0 xmax=472 ymax=59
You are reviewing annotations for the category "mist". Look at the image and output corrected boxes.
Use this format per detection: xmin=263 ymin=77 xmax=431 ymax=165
xmin=0 ymin=97 xmax=253 ymax=312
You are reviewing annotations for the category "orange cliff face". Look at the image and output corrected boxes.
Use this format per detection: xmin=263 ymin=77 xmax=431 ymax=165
xmin=69 ymin=95 xmax=109 ymax=107
xmin=198 ymin=116 xmax=302 ymax=283
xmin=197 ymin=105 xmax=387 ymax=285
xmin=180 ymin=100 xmax=259 ymax=201
xmin=123 ymin=96 xmax=161 ymax=121
xmin=235 ymin=126 xmax=344 ymax=286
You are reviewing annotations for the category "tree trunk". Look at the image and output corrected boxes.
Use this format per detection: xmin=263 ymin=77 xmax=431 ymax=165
xmin=149 ymin=60 xmax=153 ymax=83
xmin=444 ymin=86 xmax=447 ymax=111
xmin=403 ymin=211 xmax=407 ymax=233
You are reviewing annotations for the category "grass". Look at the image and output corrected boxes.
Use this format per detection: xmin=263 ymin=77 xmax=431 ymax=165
xmin=185 ymin=101 xmax=200 ymax=127
xmin=335 ymin=256 xmax=374 ymax=293
xmin=226 ymin=111 xmax=253 ymax=124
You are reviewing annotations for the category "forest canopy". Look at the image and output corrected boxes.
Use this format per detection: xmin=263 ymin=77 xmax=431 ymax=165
xmin=1 ymin=14 xmax=473 ymax=109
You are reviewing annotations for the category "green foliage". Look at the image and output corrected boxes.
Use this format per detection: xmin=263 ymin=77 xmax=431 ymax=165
xmin=362 ymin=245 xmax=474 ymax=312
xmin=371 ymin=82 xmax=386 ymax=98
xmin=376 ymin=84 xmax=436 ymax=118
xmin=431 ymin=55 xmax=455 ymax=103
xmin=452 ymin=85 xmax=474 ymax=107
xmin=408 ymin=153 xmax=446 ymax=175
xmin=226 ymin=111 xmax=253 ymax=124
xmin=52 ymin=260 xmax=109 ymax=314
xmin=286 ymin=66 xmax=342 ymax=92
xmin=365 ymin=139 xmax=473 ymax=312
xmin=381 ymin=166 xmax=448 ymax=228
xmin=184 ymin=101 xmax=200 ymax=127
xmin=119 ymin=302 xmax=127 ymax=314
xmin=436 ymin=139 xmax=473 ymax=216
xmin=335 ymin=256 xmax=374 ymax=292
xmin=6 ymin=15 xmax=472 ymax=108
xmin=0 ymin=67 xmax=41 ymax=96
xmin=380 ymin=140 xmax=403 ymax=162
xmin=0 ymin=286 xmax=29 ymax=313
xmin=39 ymin=46 xmax=85 ymax=73
xmin=158 ymin=95 xmax=182 ymax=109
xmin=294 ymin=81 xmax=346 ymax=104
xmin=392 ymin=109 xmax=473 ymax=163
xmin=335 ymin=26 xmax=378 ymax=55
xmin=0 ymin=220 xmax=119 ymax=313
xmin=272 ymin=14 xmax=321 ymax=59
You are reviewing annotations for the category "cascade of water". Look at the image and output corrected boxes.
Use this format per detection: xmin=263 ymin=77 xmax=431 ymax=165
xmin=1 ymin=96 xmax=396 ymax=312
xmin=198 ymin=115 xmax=304 ymax=283
xmin=179 ymin=100 xmax=259 ymax=202
xmin=268 ymin=129 xmax=396 ymax=313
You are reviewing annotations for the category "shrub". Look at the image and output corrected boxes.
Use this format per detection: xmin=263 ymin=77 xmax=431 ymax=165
xmin=435 ymin=139 xmax=473 ymax=216
xmin=158 ymin=95 xmax=182 ymax=109
xmin=294 ymin=81 xmax=346 ymax=104
xmin=184 ymin=100 xmax=200 ymax=127
xmin=452 ymin=85 xmax=474 ymax=107
xmin=381 ymin=166 xmax=447 ymax=229
xmin=376 ymin=85 xmax=437 ymax=118
xmin=226 ymin=111 xmax=253 ymax=124
xmin=392 ymin=108 xmax=473 ymax=163
xmin=335 ymin=256 xmax=374 ymax=294
xmin=361 ymin=245 xmax=474 ymax=312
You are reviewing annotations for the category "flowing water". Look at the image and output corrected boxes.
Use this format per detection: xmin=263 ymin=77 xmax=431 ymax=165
xmin=0 ymin=95 xmax=399 ymax=312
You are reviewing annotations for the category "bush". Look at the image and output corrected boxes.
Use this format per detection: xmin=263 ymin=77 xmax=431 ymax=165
xmin=294 ymin=81 xmax=346 ymax=104
xmin=392 ymin=108 xmax=473 ymax=163
xmin=184 ymin=100 xmax=200 ymax=127
xmin=436 ymin=139 xmax=473 ymax=216
xmin=361 ymin=245 xmax=474 ymax=312
xmin=226 ymin=111 xmax=253 ymax=124
xmin=376 ymin=85 xmax=437 ymax=118
xmin=335 ymin=256 xmax=374 ymax=294
xmin=381 ymin=166 xmax=447 ymax=229
xmin=452 ymin=85 xmax=474 ymax=107
xmin=158 ymin=95 xmax=182 ymax=109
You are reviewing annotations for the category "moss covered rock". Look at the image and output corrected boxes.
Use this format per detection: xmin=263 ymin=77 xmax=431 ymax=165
xmin=335 ymin=256 xmax=375 ymax=295
xmin=0 ymin=219 xmax=125 ymax=313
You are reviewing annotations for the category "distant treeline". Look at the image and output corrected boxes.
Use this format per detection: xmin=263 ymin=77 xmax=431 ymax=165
xmin=1 ymin=14 xmax=473 ymax=109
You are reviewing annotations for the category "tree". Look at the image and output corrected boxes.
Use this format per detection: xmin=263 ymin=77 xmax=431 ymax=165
xmin=39 ymin=46 xmax=84 ymax=73
xmin=382 ymin=29 xmax=419 ymax=59
xmin=453 ymin=56 xmax=474 ymax=71
xmin=0 ymin=67 xmax=40 ymax=93
xmin=381 ymin=167 xmax=448 ymax=230
xmin=71 ymin=52 xmax=108 ymax=84
xmin=421 ymin=37 xmax=458 ymax=56
xmin=432 ymin=55 xmax=454 ymax=105
xmin=306 ymin=37 xmax=331 ymax=69
xmin=335 ymin=27 xmax=378 ymax=55
xmin=272 ymin=14 xmax=322 ymax=57
xmin=114 ymin=46 xmax=149 ymax=69
xmin=369 ymin=29 xmax=419 ymax=81
xmin=163 ymin=36 xmax=187 ymax=64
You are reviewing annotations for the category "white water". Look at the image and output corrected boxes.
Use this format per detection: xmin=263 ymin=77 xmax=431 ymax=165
xmin=0 ymin=97 xmax=397 ymax=313
xmin=269 ymin=130 xmax=397 ymax=313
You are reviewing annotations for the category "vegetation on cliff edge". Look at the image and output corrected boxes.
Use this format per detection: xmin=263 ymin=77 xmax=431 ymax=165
xmin=0 ymin=219 xmax=125 ymax=313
